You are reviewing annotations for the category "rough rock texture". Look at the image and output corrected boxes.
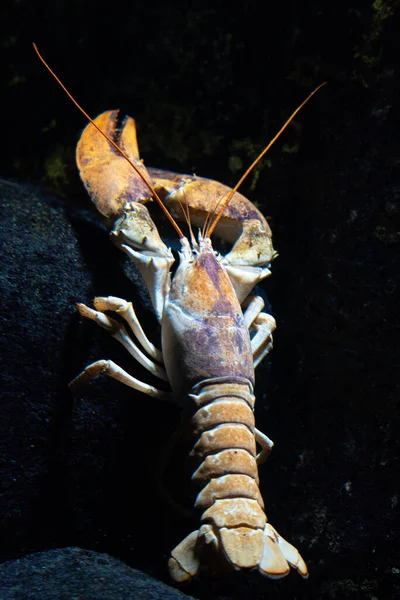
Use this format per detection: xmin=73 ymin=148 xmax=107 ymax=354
xmin=0 ymin=178 xmax=177 ymax=578
xmin=0 ymin=547 xmax=196 ymax=600
xmin=1 ymin=3 xmax=399 ymax=599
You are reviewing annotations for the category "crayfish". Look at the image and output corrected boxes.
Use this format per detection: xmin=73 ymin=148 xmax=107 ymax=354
xmin=35 ymin=44 xmax=324 ymax=582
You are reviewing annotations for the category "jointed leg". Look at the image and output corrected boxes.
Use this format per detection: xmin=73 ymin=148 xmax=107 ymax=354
xmin=255 ymin=427 xmax=274 ymax=464
xmin=242 ymin=295 xmax=276 ymax=368
xmin=69 ymin=358 xmax=172 ymax=401
xmin=77 ymin=303 xmax=168 ymax=381
xmin=242 ymin=295 xmax=265 ymax=328
xmin=93 ymin=296 xmax=163 ymax=363
xmin=251 ymin=312 xmax=276 ymax=368
xmin=243 ymin=298 xmax=275 ymax=463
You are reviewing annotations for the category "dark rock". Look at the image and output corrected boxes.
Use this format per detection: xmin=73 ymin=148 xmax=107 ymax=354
xmin=0 ymin=547 xmax=196 ymax=600
xmin=0 ymin=179 xmax=178 ymax=579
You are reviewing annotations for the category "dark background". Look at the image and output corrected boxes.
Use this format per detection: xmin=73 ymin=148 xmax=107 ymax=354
xmin=0 ymin=1 xmax=399 ymax=599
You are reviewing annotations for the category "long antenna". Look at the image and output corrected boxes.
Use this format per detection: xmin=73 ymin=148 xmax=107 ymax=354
xmin=206 ymin=81 xmax=327 ymax=238
xmin=33 ymin=43 xmax=184 ymax=239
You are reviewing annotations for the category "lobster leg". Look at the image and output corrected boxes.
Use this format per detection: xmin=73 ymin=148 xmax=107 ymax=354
xmin=242 ymin=295 xmax=276 ymax=368
xmin=69 ymin=359 xmax=167 ymax=399
xmin=255 ymin=428 xmax=274 ymax=465
xmin=76 ymin=303 xmax=168 ymax=381
xmin=251 ymin=312 xmax=276 ymax=368
xmin=242 ymin=298 xmax=275 ymax=462
xmin=93 ymin=296 xmax=163 ymax=363
xmin=242 ymin=295 xmax=266 ymax=328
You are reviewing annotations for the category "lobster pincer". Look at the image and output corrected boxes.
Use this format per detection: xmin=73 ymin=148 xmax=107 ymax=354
xmin=146 ymin=169 xmax=277 ymax=302
xmin=76 ymin=111 xmax=176 ymax=321
xmin=78 ymin=110 xmax=277 ymax=304
xmin=76 ymin=110 xmax=153 ymax=219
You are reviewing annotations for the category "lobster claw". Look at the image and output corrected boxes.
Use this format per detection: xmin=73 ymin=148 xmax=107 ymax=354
xmin=76 ymin=112 xmax=174 ymax=321
xmin=148 ymin=172 xmax=277 ymax=302
xmin=76 ymin=110 xmax=153 ymax=218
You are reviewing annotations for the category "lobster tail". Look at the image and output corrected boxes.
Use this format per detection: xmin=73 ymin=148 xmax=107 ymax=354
xmin=168 ymin=378 xmax=308 ymax=581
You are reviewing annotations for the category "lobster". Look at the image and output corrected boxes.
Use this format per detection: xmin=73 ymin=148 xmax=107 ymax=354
xmin=35 ymin=44 xmax=324 ymax=582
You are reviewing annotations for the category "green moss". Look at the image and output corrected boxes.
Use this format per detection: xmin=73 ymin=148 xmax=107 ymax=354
xmin=228 ymin=155 xmax=243 ymax=173
xmin=282 ymin=142 xmax=300 ymax=154
xmin=43 ymin=146 xmax=69 ymax=188
xmin=353 ymin=0 xmax=396 ymax=78
xmin=371 ymin=0 xmax=393 ymax=27
xmin=287 ymin=56 xmax=323 ymax=89
xmin=228 ymin=138 xmax=272 ymax=192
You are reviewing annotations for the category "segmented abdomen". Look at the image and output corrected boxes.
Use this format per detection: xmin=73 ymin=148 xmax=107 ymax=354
xmin=187 ymin=376 xmax=267 ymax=569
